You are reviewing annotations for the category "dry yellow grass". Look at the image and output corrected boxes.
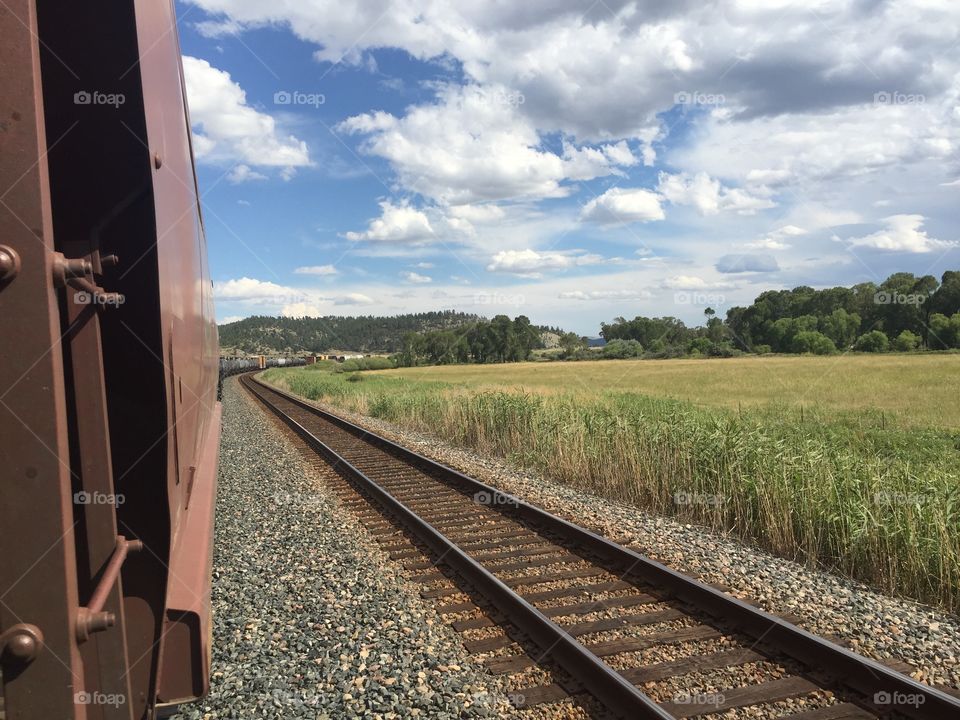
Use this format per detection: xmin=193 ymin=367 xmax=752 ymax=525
xmin=371 ymin=354 xmax=960 ymax=428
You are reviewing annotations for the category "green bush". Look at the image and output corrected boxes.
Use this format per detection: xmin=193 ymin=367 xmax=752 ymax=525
xmin=334 ymin=356 xmax=395 ymax=373
xmin=791 ymin=331 xmax=837 ymax=355
xmin=601 ymin=338 xmax=644 ymax=359
xmin=854 ymin=330 xmax=890 ymax=352
xmin=892 ymin=330 xmax=921 ymax=352
xmin=753 ymin=344 xmax=772 ymax=355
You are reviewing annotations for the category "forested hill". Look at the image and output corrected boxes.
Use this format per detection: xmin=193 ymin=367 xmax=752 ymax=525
xmin=218 ymin=311 xmax=484 ymax=354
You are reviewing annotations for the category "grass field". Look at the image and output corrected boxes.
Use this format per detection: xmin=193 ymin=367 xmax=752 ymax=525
xmin=263 ymin=354 xmax=960 ymax=612
xmin=374 ymin=354 xmax=960 ymax=429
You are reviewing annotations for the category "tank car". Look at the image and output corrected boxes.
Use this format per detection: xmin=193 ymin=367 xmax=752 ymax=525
xmin=0 ymin=1 xmax=220 ymax=718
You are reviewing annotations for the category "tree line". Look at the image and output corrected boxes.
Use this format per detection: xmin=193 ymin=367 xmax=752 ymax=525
xmin=395 ymin=315 xmax=542 ymax=366
xmin=601 ymin=270 xmax=960 ymax=357
xmin=218 ymin=311 xmax=483 ymax=354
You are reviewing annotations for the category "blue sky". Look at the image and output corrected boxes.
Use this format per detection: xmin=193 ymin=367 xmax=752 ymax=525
xmin=176 ymin=1 xmax=960 ymax=335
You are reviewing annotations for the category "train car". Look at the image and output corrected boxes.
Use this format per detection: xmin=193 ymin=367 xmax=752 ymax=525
xmin=0 ymin=1 xmax=220 ymax=718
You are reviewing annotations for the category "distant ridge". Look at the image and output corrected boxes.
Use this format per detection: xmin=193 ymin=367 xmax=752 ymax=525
xmin=218 ymin=311 xmax=484 ymax=354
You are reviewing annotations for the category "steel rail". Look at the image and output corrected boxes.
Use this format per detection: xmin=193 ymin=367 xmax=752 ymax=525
xmin=245 ymin=373 xmax=960 ymax=720
xmin=242 ymin=374 xmax=673 ymax=719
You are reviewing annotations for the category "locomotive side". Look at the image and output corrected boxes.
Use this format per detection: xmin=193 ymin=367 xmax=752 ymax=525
xmin=0 ymin=1 xmax=219 ymax=718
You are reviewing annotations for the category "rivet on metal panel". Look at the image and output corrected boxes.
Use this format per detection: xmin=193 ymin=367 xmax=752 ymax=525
xmin=154 ymin=152 xmax=163 ymax=169
xmin=0 ymin=623 xmax=44 ymax=665
xmin=0 ymin=244 xmax=21 ymax=282
xmin=100 ymin=254 xmax=119 ymax=267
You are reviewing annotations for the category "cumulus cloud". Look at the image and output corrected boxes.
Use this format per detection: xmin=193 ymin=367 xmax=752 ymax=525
xmin=487 ymin=249 xmax=604 ymax=277
xmin=344 ymin=201 xmax=435 ymax=243
xmin=294 ymin=265 xmax=339 ymax=276
xmin=657 ymin=172 xmax=775 ymax=215
xmin=669 ymin=100 xmax=960 ymax=193
xmin=214 ymin=277 xmax=303 ymax=304
xmin=182 ymin=56 xmax=310 ymax=171
xmin=281 ymin=302 xmax=323 ymax=317
xmin=339 ymin=85 xmax=574 ymax=204
xmin=580 ymin=188 xmax=665 ymax=224
xmin=562 ymin=141 xmax=638 ymax=181
xmin=227 ymin=164 xmax=267 ymax=183
xmin=715 ymin=254 xmax=780 ymax=274
xmin=185 ymin=1 xmax=960 ymax=139
xmin=844 ymin=215 xmax=955 ymax=253
xmin=401 ymin=271 xmax=432 ymax=284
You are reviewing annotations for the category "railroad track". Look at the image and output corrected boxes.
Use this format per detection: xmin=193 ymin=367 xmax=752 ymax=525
xmin=241 ymin=373 xmax=958 ymax=720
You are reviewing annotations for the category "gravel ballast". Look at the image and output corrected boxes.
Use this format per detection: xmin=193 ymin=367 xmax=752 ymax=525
xmin=172 ymin=378 xmax=512 ymax=719
xmin=287 ymin=387 xmax=960 ymax=694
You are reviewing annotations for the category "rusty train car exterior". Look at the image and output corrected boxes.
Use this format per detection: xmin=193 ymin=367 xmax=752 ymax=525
xmin=0 ymin=1 xmax=220 ymax=718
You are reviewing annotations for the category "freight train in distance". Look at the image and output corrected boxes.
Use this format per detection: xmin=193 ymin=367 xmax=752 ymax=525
xmin=1 ymin=1 xmax=220 ymax=718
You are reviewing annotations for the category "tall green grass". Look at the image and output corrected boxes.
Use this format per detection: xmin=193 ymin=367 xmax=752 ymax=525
xmin=262 ymin=367 xmax=960 ymax=612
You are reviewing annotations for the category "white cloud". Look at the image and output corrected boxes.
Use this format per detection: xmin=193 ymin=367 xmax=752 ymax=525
xmin=182 ymin=56 xmax=310 ymax=171
xmin=281 ymin=302 xmax=323 ymax=317
xmin=561 ymin=141 xmax=637 ymax=181
xmin=339 ymin=84 xmax=574 ymax=204
xmin=401 ymin=271 xmax=432 ymax=284
xmin=741 ymin=225 xmax=807 ymax=250
xmin=218 ymin=315 xmax=245 ymax=324
xmin=334 ymin=293 xmax=375 ymax=305
xmin=559 ymin=289 xmax=653 ymax=301
xmin=661 ymin=275 xmax=725 ymax=290
xmin=344 ymin=201 xmax=435 ymax=243
xmin=413 ymin=262 xmax=435 ymax=269
xmin=487 ymin=249 xmax=604 ymax=277
xmin=227 ymin=164 xmax=267 ymax=183
xmin=214 ymin=277 xmax=303 ymax=304
xmin=657 ymin=172 xmax=775 ymax=216
xmin=446 ymin=204 xmax=506 ymax=224
xmin=294 ymin=265 xmax=339 ymax=276
xmin=844 ymin=214 xmax=955 ymax=253
xmin=669 ymin=101 xmax=960 ymax=196
xmin=580 ymin=188 xmax=665 ymax=225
